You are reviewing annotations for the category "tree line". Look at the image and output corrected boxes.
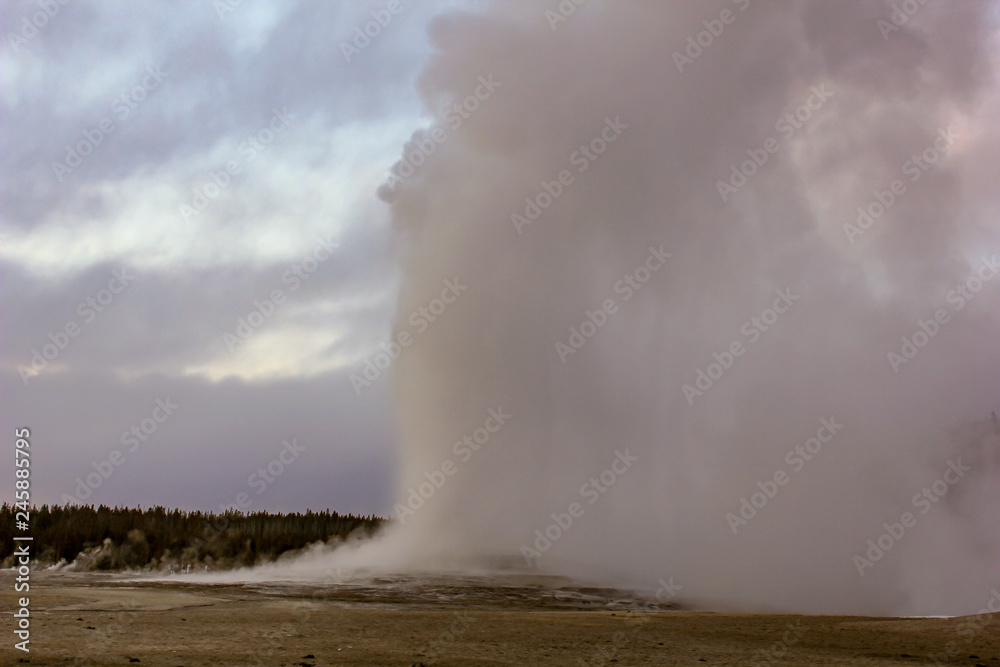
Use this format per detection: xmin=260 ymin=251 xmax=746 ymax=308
xmin=0 ymin=504 xmax=384 ymax=571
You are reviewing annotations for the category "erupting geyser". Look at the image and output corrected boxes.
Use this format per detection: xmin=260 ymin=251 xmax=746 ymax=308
xmin=271 ymin=0 xmax=1000 ymax=615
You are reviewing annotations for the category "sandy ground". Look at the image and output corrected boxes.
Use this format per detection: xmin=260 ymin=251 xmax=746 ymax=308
xmin=3 ymin=571 xmax=1000 ymax=666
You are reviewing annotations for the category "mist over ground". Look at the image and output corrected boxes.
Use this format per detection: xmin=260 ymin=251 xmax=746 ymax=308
xmin=186 ymin=0 xmax=1000 ymax=616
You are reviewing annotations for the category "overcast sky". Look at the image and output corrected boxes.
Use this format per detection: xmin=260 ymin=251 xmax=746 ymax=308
xmin=0 ymin=0 xmax=484 ymax=515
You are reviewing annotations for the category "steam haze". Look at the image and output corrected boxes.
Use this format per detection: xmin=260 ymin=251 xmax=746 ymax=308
xmin=344 ymin=0 xmax=1000 ymax=616
xmin=117 ymin=0 xmax=1000 ymax=615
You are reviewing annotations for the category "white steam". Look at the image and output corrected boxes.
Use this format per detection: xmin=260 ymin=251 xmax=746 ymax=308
xmin=206 ymin=0 xmax=1000 ymax=616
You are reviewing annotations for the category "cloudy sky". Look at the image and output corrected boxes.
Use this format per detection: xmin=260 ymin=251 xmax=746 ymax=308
xmin=0 ymin=0 xmax=485 ymax=515
xmin=4 ymin=0 xmax=1000 ymax=615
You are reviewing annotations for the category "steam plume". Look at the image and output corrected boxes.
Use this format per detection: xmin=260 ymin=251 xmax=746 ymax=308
xmin=367 ymin=0 xmax=1000 ymax=615
xmin=205 ymin=0 xmax=1000 ymax=616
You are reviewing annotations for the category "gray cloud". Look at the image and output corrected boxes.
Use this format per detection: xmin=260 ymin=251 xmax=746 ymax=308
xmin=4 ymin=0 xmax=1000 ymax=618
xmin=0 ymin=0 xmax=486 ymax=515
xmin=0 ymin=366 xmax=395 ymax=514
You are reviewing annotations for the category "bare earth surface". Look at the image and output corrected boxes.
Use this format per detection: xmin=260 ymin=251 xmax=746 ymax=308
xmin=3 ymin=571 xmax=1000 ymax=666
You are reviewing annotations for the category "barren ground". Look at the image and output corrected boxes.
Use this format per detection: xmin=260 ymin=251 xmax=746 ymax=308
xmin=3 ymin=571 xmax=999 ymax=666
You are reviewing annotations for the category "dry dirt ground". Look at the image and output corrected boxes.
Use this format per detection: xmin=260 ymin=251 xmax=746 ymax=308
xmin=3 ymin=571 xmax=1000 ymax=666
